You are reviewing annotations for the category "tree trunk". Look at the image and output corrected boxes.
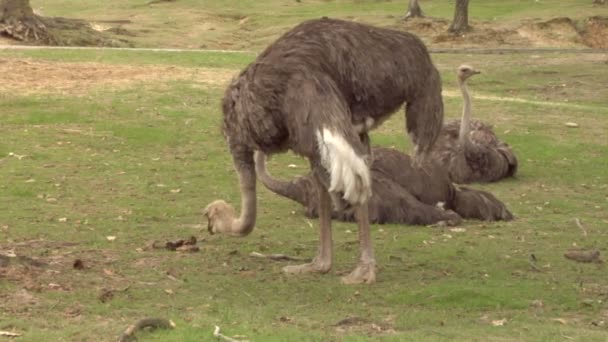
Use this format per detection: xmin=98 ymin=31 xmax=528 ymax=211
xmin=404 ymin=0 xmax=424 ymax=20
xmin=448 ymin=0 xmax=470 ymax=33
xmin=0 ymin=0 xmax=128 ymax=46
xmin=0 ymin=0 xmax=55 ymax=43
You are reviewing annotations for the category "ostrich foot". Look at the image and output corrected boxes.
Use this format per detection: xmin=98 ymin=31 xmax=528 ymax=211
xmin=341 ymin=261 xmax=376 ymax=284
xmin=282 ymin=257 xmax=331 ymax=274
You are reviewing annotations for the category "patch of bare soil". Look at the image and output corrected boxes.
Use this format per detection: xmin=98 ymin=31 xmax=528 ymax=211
xmin=0 ymin=34 xmax=16 ymax=45
xmin=332 ymin=316 xmax=397 ymax=336
xmin=0 ymin=58 xmax=235 ymax=95
xmin=580 ymin=16 xmax=608 ymax=48
xmin=400 ymin=16 xmax=608 ymax=49
xmin=0 ymin=240 xmax=127 ymax=316
xmin=402 ymin=17 xmax=450 ymax=36
xmin=433 ymin=25 xmax=524 ymax=48
xmin=517 ymin=17 xmax=584 ymax=48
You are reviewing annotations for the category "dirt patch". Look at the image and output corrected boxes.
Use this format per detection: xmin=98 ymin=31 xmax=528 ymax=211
xmin=0 ymin=58 xmax=235 ymax=95
xmin=580 ymin=16 xmax=608 ymax=48
xmin=517 ymin=17 xmax=584 ymax=48
xmin=402 ymin=17 xmax=450 ymax=36
xmin=332 ymin=316 xmax=396 ymax=335
xmin=0 ymin=35 xmax=17 ymax=45
xmin=400 ymin=16 xmax=608 ymax=49
xmin=0 ymin=240 xmax=128 ymax=315
xmin=434 ymin=26 xmax=522 ymax=48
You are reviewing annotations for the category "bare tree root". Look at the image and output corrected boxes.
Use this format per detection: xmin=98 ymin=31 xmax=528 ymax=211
xmin=0 ymin=15 xmax=54 ymax=44
xmin=118 ymin=318 xmax=175 ymax=342
xmin=0 ymin=15 xmax=130 ymax=46
xmin=43 ymin=16 xmax=129 ymax=47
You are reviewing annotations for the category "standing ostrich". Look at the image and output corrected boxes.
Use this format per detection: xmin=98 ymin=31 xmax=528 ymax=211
xmin=203 ymin=18 xmax=444 ymax=284
xmin=431 ymin=65 xmax=518 ymax=184
xmin=255 ymin=148 xmax=513 ymax=224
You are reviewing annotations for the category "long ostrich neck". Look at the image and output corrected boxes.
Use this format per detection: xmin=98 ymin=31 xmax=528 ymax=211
xmin=458 ymin=77 xmax=472 ymax=146
xmin=254 ymin=152 xmax=307 ymax=205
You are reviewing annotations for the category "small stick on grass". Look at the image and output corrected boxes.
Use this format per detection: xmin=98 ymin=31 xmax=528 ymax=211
xmin=528 ymin=261 xmax=542 ymax=272
xmin=0 ymin=331 xmax=22 ymax=337
xmin=574 ymin=218 xmax=587 ymax=237
xmin=249 ymin=251 xmax=311 ymax=262
xmin=213 ymin=326 xmax=250 ymax=342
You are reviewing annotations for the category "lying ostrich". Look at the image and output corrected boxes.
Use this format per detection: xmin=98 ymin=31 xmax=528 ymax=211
xmin=255 ymin=148 xmax=513 ymax=224
xmin=432 ymin=65 xmax=518 ymax=184
xmin=203 ymin=18 xmax=444 ymax=284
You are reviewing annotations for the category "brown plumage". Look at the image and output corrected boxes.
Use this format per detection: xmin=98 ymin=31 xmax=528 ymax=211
xmin=255 ymin=148 xmax=513 ymax=224
xmin=203 ymin=18 xmax=444 ymax=284
xmin=431 ymin=65 xmax=518 ymax=184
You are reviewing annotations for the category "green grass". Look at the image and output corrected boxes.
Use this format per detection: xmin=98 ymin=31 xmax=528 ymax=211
xmin=0 ymin=49 xmax=255 ymax=68
xmin=25 ymin=0 xmax=608 ymax=49
xmin=2 ymin=1 xmax=608 ymax=339
xmin=1 ymin=47 xmax=607 ymax=341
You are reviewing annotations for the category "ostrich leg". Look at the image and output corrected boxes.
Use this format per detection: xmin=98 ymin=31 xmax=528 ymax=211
xmin=341 ymin=203 xmax=376 ymax=284
xmin=341 ymin=132 xmax=375 ymax=284
xmin=283 ymin=174 xmax=333 ymax=274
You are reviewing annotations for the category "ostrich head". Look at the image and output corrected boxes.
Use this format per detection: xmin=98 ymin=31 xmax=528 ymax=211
xmin=203 ymin=199 xmax=252 ymax=236
xmin=457 ymin=64 xmax=481 ymax=82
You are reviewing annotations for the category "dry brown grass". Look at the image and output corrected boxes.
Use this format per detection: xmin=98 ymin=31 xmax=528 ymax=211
xmin=0 ymin=58 xmax=235 ymax=95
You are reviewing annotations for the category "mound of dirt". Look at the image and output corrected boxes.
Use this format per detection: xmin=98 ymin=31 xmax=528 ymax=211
xmin=400 ymin=16 xmax=608 ymax=49
xmin=432 ymin=26 xmax=520 ymax=47
xmin=517 ymin=17 xmax=584 ymax=47
xmin=401 ymin=17 xmax=450 ymax=35
xmin=580 ymin=16 xmax=608 ymax=48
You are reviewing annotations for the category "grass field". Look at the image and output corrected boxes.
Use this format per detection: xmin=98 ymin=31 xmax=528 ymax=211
xmin=1 ymin=47 xmax=607 ymax=341
xmin=1 ymin=1 xmax=608 ymax=341
xmin=28 ymin=0 xmax=608 ymax=49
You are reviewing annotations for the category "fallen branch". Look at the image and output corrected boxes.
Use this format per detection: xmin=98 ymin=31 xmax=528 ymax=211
xmin=0 ymin=331 xmax=22 ymax=337
xmin=564 ymin=249 xmax=602 ymax=263
xmin=249 ymin=251 xmax=310 ymax=262
xmin=574 ymin=218 xmax=587 ymax=237
xmin=118 ymin=317 xmax=175 ymax=342
xmin=213 ymin=326 xmax=249 ymax=342
xmin=528 ymin=261 xmax=542 ymax=272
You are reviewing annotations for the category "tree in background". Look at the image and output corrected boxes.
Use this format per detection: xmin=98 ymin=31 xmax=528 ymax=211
xmin=404 ymin=0 xmax=424 ymax=20
xmin=448 ymin=0 xmax=470 ymax=33
xmin=0 ymin=0 xmax=54 ymax=43
xmin=0 ymin=0 xmax=127 ymax=46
